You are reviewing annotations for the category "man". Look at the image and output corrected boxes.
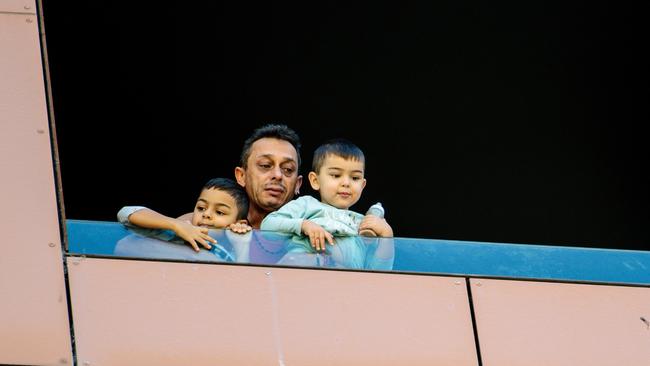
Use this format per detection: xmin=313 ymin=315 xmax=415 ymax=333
xmin=117 ymin=123 xmax=303 ymax=253
xmin=233 ymin=123 xmax=303 ymax=229
xmin=175 ymin=123 xmax=303 ymax=229
xmin=229 ymin=124 xmax=304 ymax=263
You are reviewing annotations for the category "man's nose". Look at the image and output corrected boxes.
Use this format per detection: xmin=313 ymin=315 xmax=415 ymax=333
xmin=270 ymin=166 xmax=283 ymax=179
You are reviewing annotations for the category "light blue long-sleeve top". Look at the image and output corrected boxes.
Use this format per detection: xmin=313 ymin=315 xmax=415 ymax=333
xmin=261 ymin=195 xmax=379 ymax=269
xmin=261 ymin=195 xmax=364 ymax=236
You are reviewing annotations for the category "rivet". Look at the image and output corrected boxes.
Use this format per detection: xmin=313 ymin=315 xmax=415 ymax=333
xmin=265 ymin=271 xmax=271 ymax=276
xmin=59 ymin=358 xmax=67 ymax=364
xmin=454 ymin=280 xmax=461 ymax=285
xmin=26 ymin=18 xmax=33 ymax=23
xmin=37 ymin=129 xmax=45 ymax=134
xmin=49 ymin=242 xmax=55 ymax=247
xmin=25 ymin=5 xmax=32 ymax=10
xmin=476 ymin=282 xmax=482 ymax=287
xmin=83 ymin=361 xmax=91 ymax=366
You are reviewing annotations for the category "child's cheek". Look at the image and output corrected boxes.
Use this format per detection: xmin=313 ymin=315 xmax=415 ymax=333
xmin=190 ymin=214 xmax=201 ymax=226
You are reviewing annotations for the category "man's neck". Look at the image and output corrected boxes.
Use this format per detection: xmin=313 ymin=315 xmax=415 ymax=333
xmin=247 ymin=205 xmax=269 ymax=229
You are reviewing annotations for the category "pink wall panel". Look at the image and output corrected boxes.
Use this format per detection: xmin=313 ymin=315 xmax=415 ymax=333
xmin=471 ymin=278 xmax=650 ymax=366
xmin=0 ymin=3 xmax=73 ymax=365
xmin=68 ymin=257 xmax=478 ymax=366
xmin=0 ymin=0 xmax=37 ymax=14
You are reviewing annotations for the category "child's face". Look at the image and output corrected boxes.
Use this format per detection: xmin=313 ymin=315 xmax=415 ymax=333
xmin=308 ymin=154 xmax=366 ymax=210
xmin=191 ymin=188 xmax=240 ymax=229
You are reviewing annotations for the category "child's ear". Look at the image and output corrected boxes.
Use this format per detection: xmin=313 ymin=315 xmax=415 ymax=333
xmin=308 ymin=171 xmax=320 ymax=190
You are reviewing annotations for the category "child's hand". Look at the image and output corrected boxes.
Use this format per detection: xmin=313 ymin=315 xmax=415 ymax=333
xmin=359 ymin=216 xmax=394 ymax=238
xmin=301 ymin=220 xmax=335 ymax=252
xmin=172 ymin=220 xmax=216 ymax=252
xmin=228 ymin=220 xmax=253 ymax=234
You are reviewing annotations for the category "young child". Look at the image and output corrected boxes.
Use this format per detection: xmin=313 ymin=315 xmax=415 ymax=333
xmin=260 ymin=139 xmax=393 ymax=269
xmin=117 ymin=177 xmax=252 ymax=253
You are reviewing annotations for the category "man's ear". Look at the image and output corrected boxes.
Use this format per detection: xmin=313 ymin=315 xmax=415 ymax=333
xmin=294 ymin=174 xmax=303 ymax=195
xmin=308 ymin=171 xmax=320 ymax=190
xmin=234 ymin=167 xmax=246 ymax=187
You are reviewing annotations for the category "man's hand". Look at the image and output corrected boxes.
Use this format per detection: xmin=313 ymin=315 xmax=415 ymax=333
xmin=228 ymin=220 xmax=253 ymax=234
xmin=301 ymin=220 xmax=335 ymax=252
xmin=358 ymin=216 xmax=393 ymax=238
xmin=171 ymin=220 xmax=216 ymax=252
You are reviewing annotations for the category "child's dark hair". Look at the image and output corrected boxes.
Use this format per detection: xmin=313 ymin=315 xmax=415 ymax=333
xmin=202 ymin=178 xmax=249 ymax=220
xmin=240 ymin=123 xmax=302 ymax=169
xmin=312 ymin=138 xmax=365 ymax=173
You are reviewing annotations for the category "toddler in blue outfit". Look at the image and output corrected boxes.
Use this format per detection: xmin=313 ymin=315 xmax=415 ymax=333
xmin=261 ymin=139 xmax=394 ymax=269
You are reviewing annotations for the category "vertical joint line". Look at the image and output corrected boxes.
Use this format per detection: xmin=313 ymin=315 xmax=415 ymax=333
xmin=465 ymin=278 xmax=483 ymax=366
xmin=61 ymin=255 xmax=78 ymax=365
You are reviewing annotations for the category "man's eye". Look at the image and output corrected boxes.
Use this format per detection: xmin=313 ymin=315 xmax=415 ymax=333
xmin=352 ymin=176 xmax=361 ymax=181
xmin=196 ymin=207 xmax=205 ymax=211
xmin=216 ymin=211 xmax=226 ymax=216
xmin=330 ymin=174 xmax=340 ymax=178
xmin=259 ymin=164 xmax=272 ymax=169
xmin=282 ymin=168 xmax=294 ymax=175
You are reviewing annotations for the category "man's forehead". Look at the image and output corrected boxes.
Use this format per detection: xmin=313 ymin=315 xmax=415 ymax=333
xmin=250 ymin=138 xmax=298 ymax=162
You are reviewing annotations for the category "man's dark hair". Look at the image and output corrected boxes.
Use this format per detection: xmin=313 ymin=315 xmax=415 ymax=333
xmin=239 ymin=123 xmax=302 ymax=169
xmin=312 ymin=138 xmax=365 ymax=173
xmin=202 ymin=178 xmax=249 ymax=220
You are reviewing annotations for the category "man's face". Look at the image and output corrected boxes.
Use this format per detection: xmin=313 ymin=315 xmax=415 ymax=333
xmin=236 ymin=137 xmax=302 ymax=212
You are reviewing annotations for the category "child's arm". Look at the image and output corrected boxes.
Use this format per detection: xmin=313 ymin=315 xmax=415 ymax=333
xmin=260 ymin=196 xmax=334 ymax=252
xmin=365 ymin=237 xmax=395 ymax=270
xmin=300 ymin=220 xmax=335 ymax=252
xmin=117 ymin=206 xmax=215 ymax=252
xmin=260 ymin=198 xmax=308 ymax=235
xmin=358 ymin=215 xmax=394 ymax=238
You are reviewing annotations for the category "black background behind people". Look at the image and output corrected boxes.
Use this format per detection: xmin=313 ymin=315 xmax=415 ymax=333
xmin=41 ymin=1 xmax=648 ymax=251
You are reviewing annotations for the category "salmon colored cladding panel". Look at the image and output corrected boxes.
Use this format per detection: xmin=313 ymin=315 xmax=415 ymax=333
xmin=0 ymin=2 xmax=73 ymax=365
xmin=68 ymin=257 xmax=479 ymax=366
xmin=0 ymin=0 xmax=37 ymax=13
xmin=470 ymin=278 xmax=650 ymax=366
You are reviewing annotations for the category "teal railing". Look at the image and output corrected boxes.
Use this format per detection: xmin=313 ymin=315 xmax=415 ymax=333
xmin=66 ymin=219 xmax=650 ymax=286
